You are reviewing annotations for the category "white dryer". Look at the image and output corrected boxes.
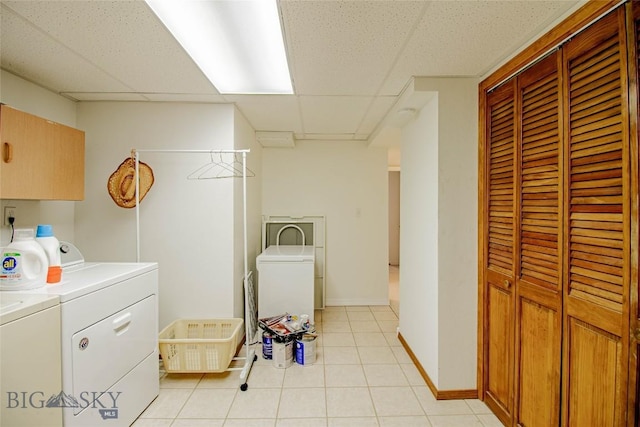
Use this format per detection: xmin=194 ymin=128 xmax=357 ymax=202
xmin=257 ymin=245 xmax=315 ymax=323
xmin=19 ymin=243 xmax=159 ymax=427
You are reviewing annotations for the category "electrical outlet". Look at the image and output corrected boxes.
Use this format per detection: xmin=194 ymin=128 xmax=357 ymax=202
xmin=3 ymin=206 xmax=16 ymax=226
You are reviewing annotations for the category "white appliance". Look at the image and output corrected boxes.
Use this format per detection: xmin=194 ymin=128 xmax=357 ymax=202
xmin=257 ymin=245 xmax=315 ymax=323
xmin=17 ymin=243 xmax=159 ymax=427
xmin=262 ymin=215 xmax=326 ymax=309
xmin=0 ymin=293 xmax=62 ymax=427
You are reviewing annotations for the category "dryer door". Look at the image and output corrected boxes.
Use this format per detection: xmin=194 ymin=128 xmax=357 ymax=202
xmin=71 ymin=295 xmax=156 ymax=414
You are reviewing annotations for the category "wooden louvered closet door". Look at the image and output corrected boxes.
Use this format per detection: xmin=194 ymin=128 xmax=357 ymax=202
xmin=513 ymin=51 xmax=563 ymax=427
xmin=483 ymin=79 xmax=516 ymax=426
xmin=561 ymin=8 xmax=631 ymax=426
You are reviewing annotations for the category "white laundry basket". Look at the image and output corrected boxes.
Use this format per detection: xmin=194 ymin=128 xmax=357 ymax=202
xmin=158 ymin=318 xmax=244 ymax=373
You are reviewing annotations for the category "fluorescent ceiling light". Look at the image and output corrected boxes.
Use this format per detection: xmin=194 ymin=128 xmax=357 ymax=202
xmin=146 ymin=0 xmax=293 ymax=94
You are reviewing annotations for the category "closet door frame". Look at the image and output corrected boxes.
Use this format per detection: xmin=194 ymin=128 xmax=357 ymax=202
xmin=626 ymin=3 xmax=640 ymax=426
xmin=478 ymin=1 xmax=637 ymax=425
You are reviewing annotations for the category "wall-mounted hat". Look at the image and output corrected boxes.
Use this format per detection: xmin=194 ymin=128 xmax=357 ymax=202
xmin=107 ymin=157 xmax=154 ymax=208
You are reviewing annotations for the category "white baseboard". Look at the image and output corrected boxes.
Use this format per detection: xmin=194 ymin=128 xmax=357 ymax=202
xmin=324 ymin=298 xmax=390 ymax=307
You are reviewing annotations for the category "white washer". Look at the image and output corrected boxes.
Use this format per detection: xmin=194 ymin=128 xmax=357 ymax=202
xmin=17 ymin=243 xmax=159 ymax=427
xmin=257 ymin=245 xmax=315 ymax=323
xmin=1 ymin=293 xmax=62 ymax=427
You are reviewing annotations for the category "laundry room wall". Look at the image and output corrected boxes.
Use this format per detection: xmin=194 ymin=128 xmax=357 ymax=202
xmin=388 ymin=170 xmax=401 ymax=266
xmin=401 ymin=94 xmax=440 ymax=386
xmin=261 ymin=141 xmax=389 ymax=306
xmin=400 ymin=77 xmax=478 ymax=392
xmin=76 ymin=102 xmax=262 ymax=329
xmin=0 ymin=71 xmax=78 ymax=247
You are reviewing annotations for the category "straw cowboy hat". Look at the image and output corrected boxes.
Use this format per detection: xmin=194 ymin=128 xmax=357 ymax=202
xmin=107 ymin=156 xmax=154 ymax=208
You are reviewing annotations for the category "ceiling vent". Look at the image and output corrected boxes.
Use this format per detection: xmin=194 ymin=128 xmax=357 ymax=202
xmin=256 ymin=131 xmax=295 ymax=148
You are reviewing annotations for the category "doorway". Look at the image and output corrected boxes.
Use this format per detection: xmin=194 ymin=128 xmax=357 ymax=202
xmin=389 ymin=170 xmax=400 ymax=315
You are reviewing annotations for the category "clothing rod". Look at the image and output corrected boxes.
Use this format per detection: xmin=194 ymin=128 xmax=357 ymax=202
xmin=132 ymin=149 xmax=250 ymax=154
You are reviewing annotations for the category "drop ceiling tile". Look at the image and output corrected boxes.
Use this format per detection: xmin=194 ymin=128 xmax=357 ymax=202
xmin=380 ymin=0 xmax=580 ymax=95
xmin=1 ymin=5 xmax=134 ymax=94
xmin=3 ymin=1 xmax=217 ymax=95
xmin=1 ymin=0 xmax=587 ymax=143
xmin=299 ymin=96 xmax=373 ymax=134
xmin=282 ymin=0 xmax=427 ymax=96
xmin=356 ymin=96 xmax=397 ymax=135
xmin=225 ymin=95 xmax=303 ymax=133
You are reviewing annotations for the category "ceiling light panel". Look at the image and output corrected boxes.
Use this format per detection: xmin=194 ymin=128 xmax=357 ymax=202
xmin=146 ymin=0 xmax=293 ymax=94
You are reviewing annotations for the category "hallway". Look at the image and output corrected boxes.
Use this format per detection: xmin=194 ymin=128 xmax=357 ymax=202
xmin=389 ymin=265 xmax=399 ymax=316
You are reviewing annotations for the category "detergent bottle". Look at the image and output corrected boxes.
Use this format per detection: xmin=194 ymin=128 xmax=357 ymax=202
xmin=35 ymin=224 xmax=62 ymax=283
xmin=0 ymin=229 xmax=49 ymax=290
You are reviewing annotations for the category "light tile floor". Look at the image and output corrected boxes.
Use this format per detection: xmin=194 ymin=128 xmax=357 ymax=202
xmin=134 ymin=306 xmax=502 ymax=427
xmin=389 ymin=266 xmax=399 ymax=316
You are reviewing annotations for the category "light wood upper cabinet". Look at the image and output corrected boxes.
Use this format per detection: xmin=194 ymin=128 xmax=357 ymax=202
xmin=0 ymin=105 xmax=85 ymax=200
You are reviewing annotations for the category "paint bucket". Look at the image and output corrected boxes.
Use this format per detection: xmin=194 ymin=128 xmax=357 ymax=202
xmin=272 ymin=339 xmax=293 ymax=369
xmin=262 ymin=331 xmax=273 ymax=360
xmin=295 ymin=334 xmax=316 ymax=366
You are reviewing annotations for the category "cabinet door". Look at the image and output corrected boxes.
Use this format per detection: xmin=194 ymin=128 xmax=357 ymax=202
xmin=562 ymin=9 xmax=630 ymax=426
xmin=483 ymin=79 xmax=516 ymax=426
xmin=49 ymin=118 xmax=84 ymax=200
xmin=0 ymin=105 xmax=84 ymax=200
xmin=514 ymin=51 xmax=563 ymax=427
xmin=1 ymin=105 xmax=47 ymax=199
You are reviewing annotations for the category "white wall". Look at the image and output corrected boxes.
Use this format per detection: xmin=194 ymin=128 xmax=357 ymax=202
xmin=0 ymin=71 xmax=78 ymax=247
xmin=435 ymin=78 xmax=479 ymax=390
xmin=388 ymin=171 xmax=400 ymax=266
xmin=400 ymin=77 xmax=478 ymax=391
xmin=76 ymin=102 xmax=261 ymax=329
xmin=262 ymin=141 xmax=389 ymax=306
xmin=400 ymin=94 xmax=440 ymax=385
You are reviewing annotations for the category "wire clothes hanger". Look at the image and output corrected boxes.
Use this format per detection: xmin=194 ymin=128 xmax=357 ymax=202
xmin=187 ymin=151 xmax=255 ymax=180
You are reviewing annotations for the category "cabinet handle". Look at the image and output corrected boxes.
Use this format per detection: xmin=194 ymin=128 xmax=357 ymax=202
xmin=503 ymin=279 xmax=511 ymax=288
xmin=2 ymin=142 xmax=12 ymax=163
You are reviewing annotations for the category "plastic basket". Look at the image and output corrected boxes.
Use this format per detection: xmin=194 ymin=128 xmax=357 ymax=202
xmin=158 ymin=318 xmax=244 ymax=373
